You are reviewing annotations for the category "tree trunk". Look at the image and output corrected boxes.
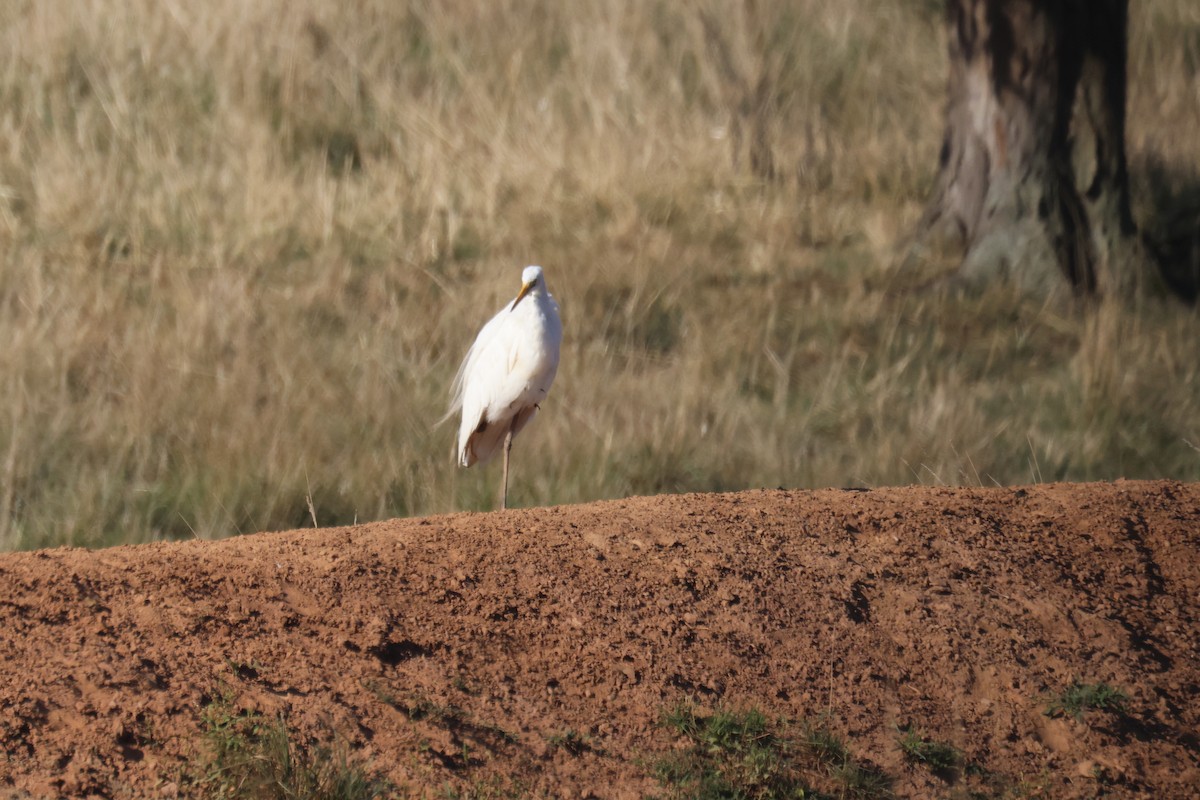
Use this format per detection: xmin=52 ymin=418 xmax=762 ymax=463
xmin=919 ymin=0 xmax=1141 ymax=296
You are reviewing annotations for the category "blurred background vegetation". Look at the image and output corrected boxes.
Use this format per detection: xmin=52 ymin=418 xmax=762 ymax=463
xmin=0 ymin=0 xmax=1196 ymax=549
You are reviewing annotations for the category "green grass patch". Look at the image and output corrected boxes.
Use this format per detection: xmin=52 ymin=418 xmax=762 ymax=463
xmin=183 ymin=691 xmax=390 ymax=799
xmin=895 ymin=725 xmax=962 ymax=774
xmin=654 ymin=701 xmax=890 ymax=799
xmin=1044 ymin=681 xmax=1130 ymax=721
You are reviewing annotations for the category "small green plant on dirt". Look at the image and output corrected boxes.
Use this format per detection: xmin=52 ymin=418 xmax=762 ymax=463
xmin=654 ymin=701 xmax=890 ymax=799
xmin=798 ymin=716 xmax=890 ymax=798
xmin=895 ymin=725 xmax=963 ymax=773
xmin=797 ymin=716 xmax=849 ymax=766
xmin=1044 ymin=681 xmax=1129 ymax=721
xmin=184 ymin=690 xmax=389 ymax=799
xmin=654 ymin=702 xmax=803 ymax=799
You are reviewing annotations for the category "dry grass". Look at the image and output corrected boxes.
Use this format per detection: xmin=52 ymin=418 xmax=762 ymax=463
xmin=0 ymin=0 xmax=1197 ymax=549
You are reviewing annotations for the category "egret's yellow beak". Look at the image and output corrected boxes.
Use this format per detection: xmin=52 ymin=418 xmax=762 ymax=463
xmin=510 ymin=280 xmax=535 ymax=311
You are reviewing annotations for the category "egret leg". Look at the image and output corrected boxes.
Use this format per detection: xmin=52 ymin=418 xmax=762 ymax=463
xmin=501 ymin=427 xmax=514 ymax=510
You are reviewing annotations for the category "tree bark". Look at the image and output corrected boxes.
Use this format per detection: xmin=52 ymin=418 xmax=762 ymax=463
xmin=919 ymin=0 xmax=1141 ymax=296
xmin=1072 ymin=0 xmax=1141 ymax=293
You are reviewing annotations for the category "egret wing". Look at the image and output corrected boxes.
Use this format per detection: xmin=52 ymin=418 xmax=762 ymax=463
xmin=446 ymin=308 xmax=505 ymax=421
xmin=456 ymin=313 xmax=527 ymax=466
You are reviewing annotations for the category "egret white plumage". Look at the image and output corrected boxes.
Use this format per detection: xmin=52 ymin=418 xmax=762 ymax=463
xmin=446 ymin=266 xmax=562 ymax=509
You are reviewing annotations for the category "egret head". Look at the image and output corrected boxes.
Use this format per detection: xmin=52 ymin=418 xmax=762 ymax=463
xmin=522 ymin=265 xmax=543 ymax=285
xmin=511 ymin=265 xmax=544 ymax=310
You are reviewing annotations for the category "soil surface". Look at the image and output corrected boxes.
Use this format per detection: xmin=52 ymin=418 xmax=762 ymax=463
xmin=0 ymin=481 xmax=1198 ymax=799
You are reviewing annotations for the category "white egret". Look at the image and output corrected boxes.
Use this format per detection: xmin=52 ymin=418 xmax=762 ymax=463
xmin=446 ymin=266 xmax=562 ymax=509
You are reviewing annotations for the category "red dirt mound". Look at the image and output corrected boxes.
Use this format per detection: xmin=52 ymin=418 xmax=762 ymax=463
xmin=0 ymin=481 xmax=1197 ymax=798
